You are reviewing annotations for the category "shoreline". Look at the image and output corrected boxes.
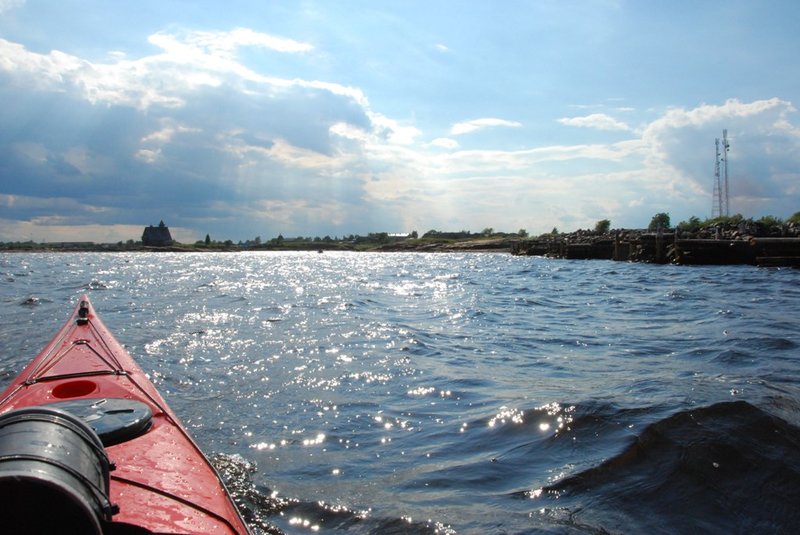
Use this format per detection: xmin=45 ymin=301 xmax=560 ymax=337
xmin=0 ymin=237 xmax=518 ymax=254
xmin=3 ymin=235 xmax=800 ymax=266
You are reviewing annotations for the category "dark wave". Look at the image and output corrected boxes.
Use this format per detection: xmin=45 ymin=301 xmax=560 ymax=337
xmin=212 ymin=453 xmax=447 ymax=535
xmin=533 ymin=401 xmax=800 ymax=533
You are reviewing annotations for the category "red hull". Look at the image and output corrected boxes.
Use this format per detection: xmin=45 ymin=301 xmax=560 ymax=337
xmin=0 ymin=296 xmax=251 ymax=534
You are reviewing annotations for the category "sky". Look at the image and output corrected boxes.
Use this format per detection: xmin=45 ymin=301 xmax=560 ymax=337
xmin=1 ymin=0 xmax=799 ymax=243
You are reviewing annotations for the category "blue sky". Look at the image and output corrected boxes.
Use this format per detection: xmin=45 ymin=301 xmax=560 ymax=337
xmin=1 ymin=0 xmax=799 ymax=243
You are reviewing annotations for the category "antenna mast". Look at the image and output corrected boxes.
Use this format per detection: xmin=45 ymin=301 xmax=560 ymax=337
xmin=722 ymin=129 xmax=730 ymax=217
xmin=712 ymin=130 xmax=730 ymax=218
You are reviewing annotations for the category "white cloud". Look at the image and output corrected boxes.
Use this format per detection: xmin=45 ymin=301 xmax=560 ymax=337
xmin=369 ymin=113 xmax=421 ymax=145
xmin=430 ymin=138 xmax=460 ymax=149
xmin=135 ymin=148 xmax=161 ymax=164
xmin=183 ymin=27 xmax=314 ymax=56
xmin=141 ymin=121 xmax=202 ymax=144
xmin=0 ymin=0 xmax=24 ymax=14
xmin=423 ymin=139 xmax=644 ymax=176
xmin=646 ymin=98 xmax=794 ymax=132
xmin=450 ymin=118 xmax=522 ymax=136
xmin=558 ymin=113 xmax=630 ymax=131
xmin=263 ymin=138 xmax=343 ymax=170
xmin=0 ymin=28 xmax=360 ymax=111
xmin=330 ymin=122 xmax=369 ymax=142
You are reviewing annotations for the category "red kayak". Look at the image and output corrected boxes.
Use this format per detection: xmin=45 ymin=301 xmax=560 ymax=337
xmin=0 ymin=296 xmax=251 ymax=534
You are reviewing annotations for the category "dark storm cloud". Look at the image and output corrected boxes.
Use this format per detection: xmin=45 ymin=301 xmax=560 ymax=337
xmin=0 ymin=53 xmax=375 ymax=234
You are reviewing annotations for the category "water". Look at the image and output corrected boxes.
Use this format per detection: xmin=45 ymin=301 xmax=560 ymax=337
xmin=1 ymin=251 xmax=799 ymax=534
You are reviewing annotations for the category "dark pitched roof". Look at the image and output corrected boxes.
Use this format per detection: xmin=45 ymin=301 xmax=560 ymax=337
xmin=142 ymin=221 xmax=173 ymax=246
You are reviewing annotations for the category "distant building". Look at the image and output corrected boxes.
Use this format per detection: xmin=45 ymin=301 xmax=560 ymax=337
xmin=142 ymin=221 xmax=174 ymax=246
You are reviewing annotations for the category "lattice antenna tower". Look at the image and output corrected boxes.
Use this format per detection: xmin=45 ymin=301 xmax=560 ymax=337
xmin=722 ymin=129 xmax=730 ymax=217
xmin=712 ymin=129 xmax=730 ymax=218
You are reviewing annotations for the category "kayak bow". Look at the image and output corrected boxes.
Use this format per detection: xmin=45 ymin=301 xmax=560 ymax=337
xmin=0 ymin=296 xmax=251 ymax=534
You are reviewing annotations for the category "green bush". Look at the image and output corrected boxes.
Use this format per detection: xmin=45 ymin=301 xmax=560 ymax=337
xmin=756 ymin=215 xmax=783 ymax=228
xmin=648 ymin=213 xmax=671 ymax=231
xmin=594 ymin=219 xmax=611 ymax=234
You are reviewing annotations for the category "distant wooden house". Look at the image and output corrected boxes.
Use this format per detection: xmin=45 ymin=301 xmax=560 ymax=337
xmin=142 ymin=221 xmax=174 ymax=246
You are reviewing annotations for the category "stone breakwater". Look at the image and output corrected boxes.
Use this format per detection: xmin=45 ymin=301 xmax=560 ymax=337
xmin=512 ymin=224 xmax=800 ymax=266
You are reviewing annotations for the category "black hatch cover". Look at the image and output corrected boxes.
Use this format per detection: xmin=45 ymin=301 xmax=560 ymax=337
xmin=44 ymin=398 xmax=153 ymax=446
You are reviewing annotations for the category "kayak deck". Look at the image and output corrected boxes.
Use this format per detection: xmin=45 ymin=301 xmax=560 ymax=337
xmin=0 ymin=297 xmax=251 ymax=534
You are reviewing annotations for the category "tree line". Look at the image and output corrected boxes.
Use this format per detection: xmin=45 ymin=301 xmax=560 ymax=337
xmin=587 ymin=211 xmax=800 ymax=236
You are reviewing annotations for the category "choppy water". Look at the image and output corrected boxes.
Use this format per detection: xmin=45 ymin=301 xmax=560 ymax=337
xmin=1 ymin=251 xmax=800 ymax=534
